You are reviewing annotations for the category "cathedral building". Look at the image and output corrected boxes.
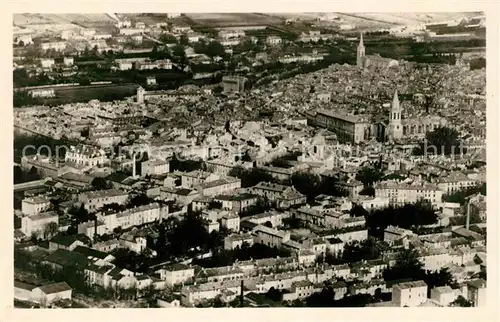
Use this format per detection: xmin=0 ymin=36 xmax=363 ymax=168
xmin=356 ymin=33 xmax=399 ymax=69
xmin=384 ymin=90 xmax=448 ymax=142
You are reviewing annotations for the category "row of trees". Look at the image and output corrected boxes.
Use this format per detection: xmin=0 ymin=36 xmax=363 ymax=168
xmin=413 ymin=126 xmax=466 ymax=156
xmin=364 ymin=201 xmax=438 ymax=239
xmin=193 ymin=242 xmax=291 ymax=268
xmin=443 ymin=183 xmax=486 ymax=205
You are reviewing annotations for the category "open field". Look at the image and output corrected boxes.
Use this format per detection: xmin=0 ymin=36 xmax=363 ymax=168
xmin=185 ymin=13 xmax=284 ymax=27
xmin=14 ymin=13 xmax=116 ymax=26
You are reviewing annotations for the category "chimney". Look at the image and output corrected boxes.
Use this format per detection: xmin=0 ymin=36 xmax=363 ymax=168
xmin=240 ymin=280 xmax=244 ymax=307
xmin=132 ymin=153 xmax=137 ymax=178
xmin=94 ymin=219 xmax=98 ymax=243
xmin=466 ymin=200 xmax=471 ymax=230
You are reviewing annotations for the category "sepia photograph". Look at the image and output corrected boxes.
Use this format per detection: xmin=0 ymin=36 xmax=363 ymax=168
xmin=12 ymin=11 xmax=487 ymax=309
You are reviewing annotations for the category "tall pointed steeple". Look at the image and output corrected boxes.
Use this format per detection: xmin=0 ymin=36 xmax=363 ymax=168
xmin=356 ymin=32 xmax=366 ymax=68
xmin=392 ymin=89 xmax=400 ymax=110
xmin=388 ymin=88 xmax=403 ymax=141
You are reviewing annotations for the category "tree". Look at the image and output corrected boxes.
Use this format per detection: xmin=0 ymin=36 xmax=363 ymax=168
xmin=383 ymin=248 xmax=425 ymax=282
xmin=179 ymin=34 xmax=189 ymax=46
xmin=305 ymin=287 xmax=335 ymax=307
xmin=205 ymin=41 xmax=225 ymax=58
xmin=43 ymin=222 xmax=59 ymax=240
xmin=359 ymin=186 xmax=375 ymax=197
xmin=129 ymin=194 xmax=152 ymax=208
xmin=350 ymin=204 xmax=369 ymax=217
xmin=356 ymin=166 xmax=384 ymax=187
xmin=414 ymin=126 xmax=466 ymax=156
xmin=450 ymin=295 xmax=473 ymax=307
xmin=91 ymin=177 xmax=112 ymax=190
xmin=159 ymin=33 xmax=178 ymax=44
xmin=68 ymin=204 xmax=94 ymax=225
xmin=266 ymin=287 xmax=282 ymax=302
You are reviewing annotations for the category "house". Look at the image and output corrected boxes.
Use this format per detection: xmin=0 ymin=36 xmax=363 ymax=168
xmin=250 ymin=182 xmax=307 ymax=209
xmin=352 ymin=196 xmax=390 ymax=211
xmin=220 ymin=212 xmax=240 ymax=232
xmin=214 ymin=193 xmax=259 ymax=213
xmin=119 ymin=229 xmax=147 ymax=253
xmin=244 ymin=211 xmax=289 ymax=228
xmin=430 ymin=286 xmax=460 ymax=306
xmin=295 ymin=206 xmax=326 ymax=226
xmin=325 ymin=237 xmax=344 ymax=255
xmin=93 ymin=239 xmax=121 ymax=253
xmin=73 ymin=245 xmax=115 ymax=262
xmin=40 ymin=58 xmax=55 ymax=69
xmin=282 ymin=280 xmax=320 ymax=301
xmin=108 ymin=267 xmax=138 ymax=289
xmin=195 ymin=176 xmax=241 ymax=196
xmin=181 ymin=170 xmax=219 ymax=188
xmin=21 ymin=211 xmax=58 ymax=238
xmin=22 ymin=196 xmax=51 ymax=216
xmin=42 ymin=248 xmax=90 ymax=271
xmin=31 ymin=282 xmax=72 ymax=307
xmin=99 ymin=202 xmax=169 ymax=233
xmin=49 ymin=234 xmax=89 ymax=251
xmin=78 ymin=189 xmax=129 ymax=212
xmin=383 ymin=225 xmax=414 ymax=245
xmin=375 ymin=181 xmax=443 ymax=206
xmin=266 ymin=36 xmax=282 ymax=45
xmin=65 ymin=144 xmax=107 ymax=167
xmin=206 ymin=220 xmax=220 ymax=233
xmin=157 ymin=297 xmax=181 ymax=308
xmin=202 ymin=266 xmax=245 ymax=283
xmin=156 ymin=263 xmax=195 ymax=286
xmin=85 ymin=264 xmax=115 ymax=288
xmin=224 ymin=233 xmax=255 ymax=250
xmin=77 ymin=220 xmax=106 ymax=240
xmin=297 ymin=249 xmax=316 ymax=266
xmin=141 ymin=160 xmax=170 ymax=177
xmin=392 ymin=280 xmax=428 ymax=307
xmin=160 ymin=187 xmax=200 ymax=205
xmin=331 ymin=264 xmax=351 ymax=279
xmin=136 ymin=274 xmax=153 ymax=290
xmin=253 ymin=225 xmax=290 ymax=248
xmin=466 ymin=278 xmax=486 ymax=307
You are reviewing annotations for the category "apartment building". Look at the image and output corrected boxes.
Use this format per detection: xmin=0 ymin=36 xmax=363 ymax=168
xmin=435 ymin=172 xmax=478 ymax=194
xmin=253 ymin=225 xmax=291 ymax=248
xmin=181 ymin=170 xmax=220 ymax=188
xmin=220 ymin=213 xmax=240 ymax=232
xmin=40 ymin=41 xmax=67 ymax=51
xmin=22 ymin=196 xmax=51 ymax=216
xmin=392 ymin=280 xmax=428 ymax=307
xmin=65 ymin=144 xmax=107 ymax=167
xmin=214 ymin=193 xmax=259 ymax=213
xmin=141 ymin=159 xmax=170 ymax=177
xmin=250 ymin=182 xmax=307 ymax=209
xmin=156 ymin=264 xmax=195 ymax=286
xmin=224 ymin=233 xmax=255 ymax=250
xmin=266 ymin=35 xmax=282 ymax=45
xmin=374 ymin=181 xmax=443 ymax=206
xmin=352 ymin=195 xmax=390 ymax=211
xmin=195 ymin=176 xmax=241 ymax=196
xmin=78 ymin=189 xmax=129 ymax=212
xmin=21 ymin=211 xmax=59 ymax=237
xmin=99 ymin=202 xmax=169 ymax=233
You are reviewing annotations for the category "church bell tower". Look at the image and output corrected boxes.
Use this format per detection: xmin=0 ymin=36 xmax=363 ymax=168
xmin=356 ymin=32 xmax=365 ymax=68
xmin=388 ymin=89 xmax=403 ymax=141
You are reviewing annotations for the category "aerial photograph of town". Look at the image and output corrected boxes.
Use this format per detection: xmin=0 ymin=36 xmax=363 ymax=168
xmin=12 ymin=12 xmax=486 ymax=308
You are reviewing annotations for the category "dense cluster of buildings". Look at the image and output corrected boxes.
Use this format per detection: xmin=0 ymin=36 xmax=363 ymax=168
xmin=13 ymin=13 xmax=487 ymax=309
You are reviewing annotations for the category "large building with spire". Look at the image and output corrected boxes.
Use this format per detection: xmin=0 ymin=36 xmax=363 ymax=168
xmin=387 ymin=90 xmax=403 ymax=141
xmin=356 ymin=33 xmax=399 ymax=69
xmin=311 ymin=89 xmax=447 ymax=144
